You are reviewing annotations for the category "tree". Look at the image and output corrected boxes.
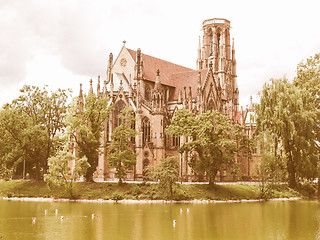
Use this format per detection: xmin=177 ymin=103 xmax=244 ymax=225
xmin=255 ymin=78 xmax=318 ymax=188
xmin=67 ymin=93 xmax=110 ymax=182
xmin=147 ymin=156 xmax=179 ymax=198
xmin=294 ymin=53 xmax=320 ymax=107
xmin=294 ymin=53 xmax=320 ymax=150
xmin=0 ymin=85 xmax=69 ymax=179
xmin=107 ymin=107 xmax=138 ymax=184
xmin=44 ymin=150 xmax=90 ymax=198
xmin=166 ymin=109 xmax=237 ymax=186
xmin=11 ymin=85 xmax=70 ymax=173
xmin=294 ymin=53 xmax=320 ymax=191
xmin=232 ymin=124 xmax=255 ymax=180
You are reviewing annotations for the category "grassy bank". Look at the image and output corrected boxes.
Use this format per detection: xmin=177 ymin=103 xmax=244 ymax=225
xmin=0 ymin=180 xmax=305 ymax=201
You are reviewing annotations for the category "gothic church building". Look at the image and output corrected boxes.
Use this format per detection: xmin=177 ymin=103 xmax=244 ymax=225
xmin=76 ymin=18 xmax=241 ymax=181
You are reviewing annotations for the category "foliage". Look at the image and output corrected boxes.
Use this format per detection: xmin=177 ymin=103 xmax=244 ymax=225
xmin=294 ymin=53 xmax=320 ymax=182
xmin=255 ymin=130 xmax=287 ymax=184
xmin=107 ymin=107 xmax=138 ymax=184
xmin=0 ymin=85 xmax=70 ymax=179
xmin=0 ymin=163 xmax=12 ymax=181
xmin=0 ymin=180 xmax=303 ymax=201
xmin=294 ymin=53 xmax=320 ymax=110
xmin=44 ymin=150 xmax=90 ymax=198
xmin=130 ymin=185 xmax=142 ymax=196
xmin=299 ymin=181 xmax=316 ymax=198
xmin=166 ymin=109 xmax=239 ymax=186
xmin=255 ymin=78 xmax=318 ymax=188
xmin=110 ymin=191 xmax=124 ymax=201
xmin=147 ymin=156 xmax=179 ymax=198
xmin=67 ymin=93 xmax=110 ymax=181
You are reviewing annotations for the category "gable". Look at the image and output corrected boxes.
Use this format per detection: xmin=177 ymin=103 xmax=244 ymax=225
xmin=112 ymin=47 xmax=136 ymax=86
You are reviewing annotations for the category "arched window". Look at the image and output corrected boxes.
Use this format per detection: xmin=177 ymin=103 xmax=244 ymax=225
xmin=208 ymin=28 xmax=213 ymax=56
xmin=113 ymin=100 xmax=126 ymax=129
xmin=216 ymin=30 xmax=221 ymax=57
xmin=207 ymin=99 xmax=215 ymax=111
xmin=142 ymin=117 xmax=151 ymax=146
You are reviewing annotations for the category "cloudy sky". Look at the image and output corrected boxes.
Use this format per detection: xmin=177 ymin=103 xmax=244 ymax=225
xmin=1 ymin=0 xmax=319 ymax=107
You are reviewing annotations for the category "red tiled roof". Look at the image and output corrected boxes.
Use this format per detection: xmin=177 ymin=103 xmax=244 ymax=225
xmin=170 ymin=69 xmax=208 ymax=100
xmin=127 ymin=48 xmax=194 ymax=88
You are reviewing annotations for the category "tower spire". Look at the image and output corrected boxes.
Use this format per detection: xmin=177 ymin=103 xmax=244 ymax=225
xmin=89 ymin=79 xmax=93 ymax=95
xmin=78 ymin=83 xmax=83 ymax=112
xmin=155 ymin=69 xmax=161 ymax=90
xmin=197 ymin=36 xmax=202 ymax=70
xmin=106 ymin=53 xmax=113 ymax=84
xmin=97 ymin=76 xmax=100 ymax=97
xmin=103 ymin=80 xmax=107 ymax=97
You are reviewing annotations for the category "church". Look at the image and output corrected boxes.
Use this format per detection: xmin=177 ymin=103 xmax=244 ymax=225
xmin=74 ymin=18 xmax=254 ymax=181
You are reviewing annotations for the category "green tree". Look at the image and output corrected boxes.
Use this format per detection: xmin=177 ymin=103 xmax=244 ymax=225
xmin=293 ymin=53 xmax=320 ymax=191
xmin=107 ymin=107 xmax=138 ymax=184
xmin=147 ymin=156 xmax=179 ymax=198
xmin=0 ymin=85 xmax=69 ymax=179
xmin=44 ymin=150 xmax=90 ymax=198
xmin=166 ymin=109 xmax=237 ymax=186
xmin=67 ymin=93 xmax=110 ymax=182
xmin=233 ymin=124 xmax=255 ymax=181
xmin=255 ymin=78 xmax=318 ymax=188
xmin=294 ymin=53 xmax=320 ymax=106
xmin=11 ymin=85 xmax=70 ymax=173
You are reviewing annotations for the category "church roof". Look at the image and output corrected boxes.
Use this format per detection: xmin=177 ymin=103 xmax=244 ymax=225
xmin=127 ymin=48 xmax=194 ymax=88
xmin=170 ymin=69 xmax=208 ymax=100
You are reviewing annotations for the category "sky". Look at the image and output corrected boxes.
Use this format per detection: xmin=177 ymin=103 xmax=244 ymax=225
xmin=1 ymin=0 xmax=319 ymax=108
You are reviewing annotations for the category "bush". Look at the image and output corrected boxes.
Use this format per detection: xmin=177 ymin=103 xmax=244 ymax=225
xmin=173 ymin=185 xmax=192 ymax=201
xmin=111 ymin=191 xmax=123 ymax=201
xmin=131 ymin=185 xmax=142 ymax=196
xmin=300 ymin=182 xmax=316 ymax=197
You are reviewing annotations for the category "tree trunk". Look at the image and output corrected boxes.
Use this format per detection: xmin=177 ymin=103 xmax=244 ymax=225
xmin=287 ymin=154 xmax=296 ymax=189
xmin=209 ymin=176 xmax=216 ymax=187
xmin=85 ymin=168 xmax=94 ymax=182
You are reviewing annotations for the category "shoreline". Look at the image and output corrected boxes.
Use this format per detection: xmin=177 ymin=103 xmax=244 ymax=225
xmin=0 ymin=196 xmax=302 ymax=204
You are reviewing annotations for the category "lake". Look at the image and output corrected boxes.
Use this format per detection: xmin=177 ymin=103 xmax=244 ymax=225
xmin=0 ymin=199 xmax=319 ymax=239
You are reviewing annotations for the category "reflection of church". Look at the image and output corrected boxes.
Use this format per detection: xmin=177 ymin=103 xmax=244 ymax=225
xmin=74 ymin=18 xmax=250 ymax=181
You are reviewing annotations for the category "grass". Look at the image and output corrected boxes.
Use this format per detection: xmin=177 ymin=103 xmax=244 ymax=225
xmin=0 ymin=180 xmax=302 ymax=201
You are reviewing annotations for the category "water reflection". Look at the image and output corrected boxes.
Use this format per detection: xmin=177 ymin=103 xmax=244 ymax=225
xmin=0 ymin=200 xmax=320 ymax=240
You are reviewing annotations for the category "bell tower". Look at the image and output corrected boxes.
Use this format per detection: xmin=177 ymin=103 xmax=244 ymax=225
xmin=197 ymin=18 xmax=238 ymax=118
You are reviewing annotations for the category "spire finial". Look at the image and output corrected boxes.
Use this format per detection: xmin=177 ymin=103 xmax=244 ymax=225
xmin=97 ymin=76 xmax=101 ymax=97
xmin=79 ymin=83 xmax=83 ymax=97
xmin=89 ymin=79 xmax=93 ymax=95
xmin=155 ymin=69 xmax=161 ymax=90
xmin=123 ymin=40 xmax=126 ymax=46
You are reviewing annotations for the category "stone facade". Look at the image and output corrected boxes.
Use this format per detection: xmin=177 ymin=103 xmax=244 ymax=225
xmin=73 ymin=18 xmax=255 ymax=181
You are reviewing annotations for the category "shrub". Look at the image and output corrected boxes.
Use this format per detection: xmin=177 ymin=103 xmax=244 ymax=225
xmin=111 ymin=191 xmax=123 ymax=201
xmin=300 ymin=182 xmax=316 ymax=197
xmin=173 ymin=185 xmax=192 ymax=201
xmin=131 ymin=185 xmax=142 ymax=196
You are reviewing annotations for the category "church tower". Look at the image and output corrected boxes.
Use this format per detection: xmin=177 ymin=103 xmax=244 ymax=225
xmin=197 ymin=18 xmax=238 ymax=118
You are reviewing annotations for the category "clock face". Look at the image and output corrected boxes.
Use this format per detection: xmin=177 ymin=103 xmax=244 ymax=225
xmin=120 ymin=58 xmax=127 ymax=67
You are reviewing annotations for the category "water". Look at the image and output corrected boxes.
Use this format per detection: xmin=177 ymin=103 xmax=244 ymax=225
xmin=0 ymin=199 xmax=320 ymax=240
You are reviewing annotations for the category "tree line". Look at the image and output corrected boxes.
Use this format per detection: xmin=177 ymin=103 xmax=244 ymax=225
xmin=0 ymin=53 xmax=319 ymax=192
